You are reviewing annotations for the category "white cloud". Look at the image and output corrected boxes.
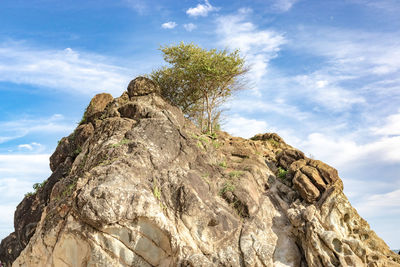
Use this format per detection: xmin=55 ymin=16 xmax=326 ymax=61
xmin=0 ymin=114 xmax=74 ymax=144
xmin=184 ymin=23 xmax=197 ymax=32
xmin=224 ymin=98 xmax=309 ymax=121
xmin=292 ymin=28 xmax=400 ymax=79
xmin=216 ymin=12 xmax=286 ymax=93
xmin=0 ymin=204 xmax=15 ymax=238
xmin=356 ymin=188 xmax=400 ymax=217
xmin=186 ymin=0 xmax=219 ymax=17
xmin=161 ymin=21 xmax=177 ymax=29
xmin=272 ymin=0 xmax=299 ymax=12
xmin=18 ymin=142 xmax=44 ymax=152
xmin=0 ymin=154 xmax=51 ymax=179
xmin=297 ymin=132 xmax=400 ymax=172
xmin=292 ymin=73 xmax=365 ymax=111
xmin=18 ymin=144 xmax=33 ymax=150
xmin=223 ymin=114 xmax=268 ymax=138
xmin=372 ymin=110 xmax=400 ymax=136
xmin=0 ymin=42 xmax=132 ymax=96
xmin=0 ymin=154 xmax=51 ymax=240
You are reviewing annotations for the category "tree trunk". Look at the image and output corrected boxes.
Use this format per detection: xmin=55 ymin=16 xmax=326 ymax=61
xmin=205 ymin=94 xmax=212 ymax=133
xmin=200 ymin=99 xmax=205 ymax=132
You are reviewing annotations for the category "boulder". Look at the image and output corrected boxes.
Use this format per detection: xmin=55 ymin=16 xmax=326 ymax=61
xmin=84 ymin=93 xmax=114 ymax=123
xmin=127 ymin=76 xmax=160 ymax=97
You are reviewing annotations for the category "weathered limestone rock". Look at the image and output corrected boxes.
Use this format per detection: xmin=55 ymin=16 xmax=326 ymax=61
xmin=1 ymin=77 xmax=399 ymax=267
xmin=85 ymin=93 xmax=114 ymax=122
xmin=127 ymin=76 xmax=160 ymax=97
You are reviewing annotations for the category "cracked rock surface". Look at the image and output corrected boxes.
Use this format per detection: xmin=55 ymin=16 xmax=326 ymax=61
xmin=1 ymin=77 xmax=400 ymax=267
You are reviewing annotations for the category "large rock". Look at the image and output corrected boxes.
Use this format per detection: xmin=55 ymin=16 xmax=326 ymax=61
xmin=84 ymin=93 xmax=114 ymax=123
xmin=1 ymin=77 xmax=399 ymax=267
xmin=127 ymin=76 xmax=160 ymax=97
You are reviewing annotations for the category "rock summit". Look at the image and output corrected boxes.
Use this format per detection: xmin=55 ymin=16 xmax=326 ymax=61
xmin=1 ymin=77 xmax=399 ymax=267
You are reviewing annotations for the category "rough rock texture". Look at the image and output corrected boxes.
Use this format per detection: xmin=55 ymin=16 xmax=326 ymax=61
xmin=1 ymin=77 xmax=400 ymax=267
xmin=127 ymin=76 xmax=160 ymax=97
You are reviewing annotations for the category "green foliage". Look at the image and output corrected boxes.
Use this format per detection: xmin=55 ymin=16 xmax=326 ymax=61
xmin=78 ymin=105 xmax=89 ymax=125
xmin=268 ymin=138 xmax=280 ymax=148
xmin=277 ymin=167 xmax=288 ymax=179
xmin=206 ymin=131 xmax=218 ymax=139
xmin=201 ymin=173 xmax=211 ymax=185
xmin=150 ymin=42 xmax=248 ymax=133
xmin=219 ymin=181 xmax=235 ymax=195
xmin=25 ymin=179 xmax=47 ymax=197
xmin=229 ymin=170 xmax=244 ymax=179
xmin=63 ymin=180 xmax=77 ymax=197
xmin=98 ymin=156 xmax=118 ymax=167
xmin=110 ymin=138 xmax=132 ymax=148
xmin=218 ymin=160 xmax=227 ymax=168
xmin=212 ymin=140 xmax=221 ymax=149
xmin=196 ymin=140 xmax=204 ymax=149
xmin=153 ymin=184 xmax=161 ymax=200
xmin=73 ymin=146 xmax=82 ymax=156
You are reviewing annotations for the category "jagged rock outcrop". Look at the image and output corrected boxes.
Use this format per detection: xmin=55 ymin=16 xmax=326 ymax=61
xmin=1 ymin=77 xmax=399 ymax=267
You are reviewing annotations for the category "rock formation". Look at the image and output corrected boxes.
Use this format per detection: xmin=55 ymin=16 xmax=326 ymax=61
xmin=1 ymin=76 xmax=399 ymax=266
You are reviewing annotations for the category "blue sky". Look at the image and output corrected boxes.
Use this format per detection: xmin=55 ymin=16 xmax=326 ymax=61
xmin=0 ymin=0 xmax=400 ymax=248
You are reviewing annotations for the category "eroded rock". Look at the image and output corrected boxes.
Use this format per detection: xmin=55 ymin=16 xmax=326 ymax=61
xmin=1 ymin=77 xmax=399 ymax=267
xmin=127 ymin=76 xmax=160 ymax=97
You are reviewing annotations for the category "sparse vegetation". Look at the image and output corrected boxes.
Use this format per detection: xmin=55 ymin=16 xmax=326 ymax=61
xmin=212 ymin=140 xmax=221 ymax=149
xmin=268 ymin=138 xmax=280 ymax=148
xmin=153 ymin=182 xmax=161 ymax=200
xmin=218 ymin=160 xmax=227 ymax=168
xmin=78 ymin=106 xmax=88 ymax=125
xmin=277 ymin=167 xmax=288 ymax=179
xmin=229 ymin=170 xmax=244 ymax=179
xmin=25 ymin=179 xmax=48 ymax=197
xmin=196 ymin=140 xmax=204 ymax=149
xmin=62 ymin=180 xmax=77 ymax=197
xmin=201 ymin=173 xmax=211 ymax=185
xmin=219 ymin=181 xmax=235 ymax=195
xmin=110 ymin=138 xmax=132 ymax=148
xmin=98 ymin=157 xmax=118 ymax=167
xmin=74 ymin=146 xmax=82 ymax=156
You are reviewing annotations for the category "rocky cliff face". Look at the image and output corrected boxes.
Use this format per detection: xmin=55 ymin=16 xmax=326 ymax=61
xmin=1 ymin=77 xmax=399 ymax=267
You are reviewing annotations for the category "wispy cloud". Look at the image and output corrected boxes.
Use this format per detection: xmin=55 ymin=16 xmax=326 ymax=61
xmin=0 ymin=114 xmax=74 ymax=144
xmin=0 ymin=42 xmax=132 ymax=96
xmin=161 ymin=21 xmax=177 ymax=29
xmin=350 ymin=0 xmax=400 ymax=12
xmin=291 ymin=73 xmax=365 ymax=111
xmin=292 ymin=27 xmax=400 ymax=78
xmin=216 ymin=10 xmax=286 ymax=93
xmin=296 ymin=132 xmax=400 ymax=174
xmin=356 ymin=188 xmax=400 ymax=217
xmin=18 ymin=142 xmax=44 ymax=152
xmin=122 ymin=0 xmax=147 ymax=14
xmin=0 ymin=154 xmax=51 ymax=181
xmin=186 ymin=0 xmax=219 ymax=17
xmin=371 ymin=110 xmax=400 ymax=136
xmin=184 ymin=23 xmax=197 ymax=32
xmin=271 ymin=0 xmax=299 ymax=12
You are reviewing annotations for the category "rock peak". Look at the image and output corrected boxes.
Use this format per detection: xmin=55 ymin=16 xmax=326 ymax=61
xmin=127 ymin=76 xmax=160 ymax=97
xmin=1 ymin=77 xmax=399 ymax=267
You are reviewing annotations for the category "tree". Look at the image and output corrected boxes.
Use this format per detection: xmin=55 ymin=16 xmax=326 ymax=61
xmin=150 ymin=42 xmax=248 ymax=133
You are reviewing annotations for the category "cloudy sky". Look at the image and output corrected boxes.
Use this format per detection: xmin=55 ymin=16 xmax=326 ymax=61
xmin=0 ymin=0 xmax=399 ymax=248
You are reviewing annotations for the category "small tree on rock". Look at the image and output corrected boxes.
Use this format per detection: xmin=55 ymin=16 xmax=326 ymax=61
xmin=150 ymin=42 xmax=248 ymax=133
